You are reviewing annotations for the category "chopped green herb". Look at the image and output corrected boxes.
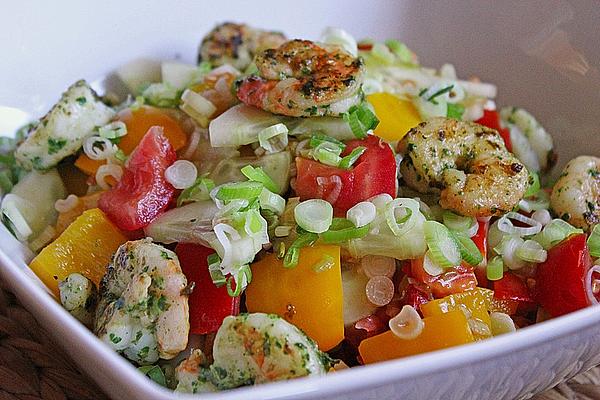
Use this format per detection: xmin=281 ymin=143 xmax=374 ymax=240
xmin=75 ymin=96 xmax=87 ymax=105
xmin=47 ymin=138 xmax=67 ymax=154
xmin=109 ymin=333 xmax=122 ymax=344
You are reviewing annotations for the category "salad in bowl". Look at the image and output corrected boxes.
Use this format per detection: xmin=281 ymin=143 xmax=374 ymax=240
xmin=0 ymin=22 xmax=598 ymax=393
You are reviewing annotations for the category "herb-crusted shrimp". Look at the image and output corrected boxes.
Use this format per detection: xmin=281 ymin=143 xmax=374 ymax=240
xmin=94 ymin=239 xmax=189 ymax=364
xmin=175 ymin=313 xmax=335 ymax=393
xmin=236 ymin=39 xmax=365 ymax=117
xmin=199 ymin=22 xmax=286 ymax=71
xmin=551 ymin=155 xmax=600 ymax=231
xmin=398 ymin=117 xmax=529 ymax=217
xmin=15 ymin=80 xmax=115 ymax=170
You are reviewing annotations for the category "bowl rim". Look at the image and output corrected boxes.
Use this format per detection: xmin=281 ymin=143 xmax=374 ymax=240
xmin=1 ymin=224 xmax=599 ymax=400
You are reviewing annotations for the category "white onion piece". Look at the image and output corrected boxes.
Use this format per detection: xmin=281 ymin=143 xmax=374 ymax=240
xmin=490 ymin=312 xmax=517 ymax=336
xmin=585 ymin=265 xmax=600 ymax=305
xmin=422 ymin=251 xmax=445 ymax=276
xmin=497 ymin=211 xmax=542 ymax=236
xmin=96 ymin=164 xmax=123 ymax=190
xmin=54 ymin=194 xmax=79 ymax=213
xmin=368 ymin=193 xmax=393 ymax=210
xmin=389 ymin=305 xmax=424 ymax=340
xmin=532 ymin=209 xmax=552 ymax=226
xmin=316 ymin=175 xmax=342 ymax=204
xmin=347 ymin=201 xmax=377 ymax=228
xmin=165 ymin=160 xmax=198 ymax=189
xmin=0 ymin=194 xmax=33 ymax=241
xmin=84 ymin=136 xmax=116 ymax=160
xmin=213 ymin=223 xmax=241 ymax=272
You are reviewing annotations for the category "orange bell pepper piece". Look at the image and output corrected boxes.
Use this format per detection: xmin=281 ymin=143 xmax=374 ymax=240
xmin=75 ymin=106 xmax=187 ymax=176
xmin=29 ymin=208 xmax=127 ymax=297
xmin=421 ymin=288 xmax=494 ymax=340
xmin=54 ymin=192 xmax=103 ymax=236
xmin=245 ymin=245 xmax=344 ymax=351
xmin=367 ymin=92 xmax=421 ymax=142
xmin=359 ymin=310 xmax=474 ymax=364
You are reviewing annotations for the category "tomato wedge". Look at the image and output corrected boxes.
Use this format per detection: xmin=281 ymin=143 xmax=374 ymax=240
xmin=98 ymin=126 xmax=176 ymax=230
xmin=535 ymin=233 xmax=593 ymax=317
xmin=295 ymin=135 xmax=396 ymax=215
xmin=475 ymin=109 xmax=512 ymax=152
xmin=175 ymin=243 xmax=240 ymax=334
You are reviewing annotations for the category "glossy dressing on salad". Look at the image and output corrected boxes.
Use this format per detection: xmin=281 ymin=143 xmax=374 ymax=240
xmin=0 ymin=22 xmax=599 ymax=393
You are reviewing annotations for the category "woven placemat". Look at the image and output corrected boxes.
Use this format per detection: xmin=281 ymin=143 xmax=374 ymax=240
xmin=0 ymin=280 xmax=595 ymax=400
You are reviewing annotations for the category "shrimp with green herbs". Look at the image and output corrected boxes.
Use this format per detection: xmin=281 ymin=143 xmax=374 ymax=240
xmin=58 ymin=273 xmax=97 ymax=328
xmin=199 ymin=22 xmax=286 ymax=71
xmin=94 ymin=239 xmax=190 ymax=364
xmin=398 ymin=117 xmax=529 ymax=217
xmin=551 ymin=155 xmax=600 ymax=231
xmin=236 ymin=39 xmax=365 ymax=117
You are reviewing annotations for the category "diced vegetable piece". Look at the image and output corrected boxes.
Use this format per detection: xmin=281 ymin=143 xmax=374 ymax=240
xmin=144 ymin=200 xmax=218 ymax=245
xmin=1 ymin=169 xmax=66 ymax=243
xmin=295 ymin=135 xmax=396 ymax=215
xmin=175 ymin=243 xmax=240 ymax=334
xmin=535 ymin=233 xmax=592 ymax=317
xmin=210 ymin=151 xmax=292 ymax=195
xmin=421 ymin=288 xmax=493 ymax=340
xmin=75 ymin=106 xmax=187 ymax=176
xmin=367 ymin=92 xmax=421 ymax=142
xmin=358 ymin=310 xmax=474 ymax=363
xmin=209 ymin=104 xmax=283 ymax=147
xmin=98 ymin=127 xmax=176 ymax=231
xmin=245 ymin=246 xmax=343 ymax=350
xmin=411 ymin=257 xmax=477 ymax=298
xmin=29 ymin=208 xmax=127 ymax=296
xmin=493 ymin=271 xmax=533 ymax=303
xmin=15 ymin=80 xmax=115 ymax=170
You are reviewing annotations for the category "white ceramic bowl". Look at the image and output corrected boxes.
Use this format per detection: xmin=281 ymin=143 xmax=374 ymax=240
xmin=1 ymin=1 xmax=600 ymax=399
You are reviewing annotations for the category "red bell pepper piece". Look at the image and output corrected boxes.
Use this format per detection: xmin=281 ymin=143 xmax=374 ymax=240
xmin=400 ymin=283 xmax=433 ymax=315
xmin=493 ymin=271 xmax=533 ymax=303
xmin=475 ymin=110 xmax=512 ymax=152
xmin=99 ymin=127 xmax=176 ymax=230
xmin=295 ymin=135 xmax=397 ymax=216
xmin=411 ymin=258 xmax=478 ymax=298
xmin=535 ymin=233 xmax=593 ymax=317
xmin=175 ymin=243 xmax=240 ymax=334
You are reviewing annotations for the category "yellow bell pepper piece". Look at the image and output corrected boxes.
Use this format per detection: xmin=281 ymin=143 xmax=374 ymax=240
xmin=367 ymin=92 xmax=421 ymax=142
xmin=30 ymin=208 xmax=127 ymax=297
xmin=245 ymin=245 xmax=344 ymax=351
xmin=421 ymin=288 xmax=494 ymax=340
xmin=359 ymin=310 xmax=474 ymax=364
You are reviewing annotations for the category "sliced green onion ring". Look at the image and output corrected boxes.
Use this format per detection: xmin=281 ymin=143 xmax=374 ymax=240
xmin=347 ymin=201 xmax=377 ymax=228
xmin=486 ymin=256 xmax=504 ymax=281
xmin=532 ymin=219 xmax=583 ymax=250
xmin=321 ymin=218 xmax=370 ymax=243
xmin=423 ymin=220 xmax=461 ymax=267
xmin=283 ymin=232 xmax=319 ymax=268
xmin=339 ymin=146 xmax=367 ymax=169
xmin=443 ymin=210 xmax=476 ymax=233
xmin=258 ymin=123 xmax=289 ymax=153
xmin=177 ymin=177 xmax=215 ymax=206
xmin=422 ymin=250 xmax=445 ymax=276
xmin=207 ymin=253 xmax=226 ymax=287
xmin=309 ymin=133 xmax=346 ymax=150
xmin=518 ymin=190 xmax=550 ymax=213
xmin=497 ymin=211 xmax=542 ymax=236
xmin=240 ymin=165 xmax=279 ymax=193
xmin=451 ymin=230 xmax=484 ymax=266
xmin=216 ymin=181 xmax=264 ymax=202
xmin=516 ymin=239 xmax=547 ymax=263
xmin=294 ymin=199 xmax=333 ymax=234
xmin=258 ymin=188 xmax=285 ymax=215
xmin=385 ymin=198 xmax=420 ymax=237
xmin=226 ymin=264 xmax=252 ymax=297
xmin=494 ymin=235 xmax=527 ymax=270
xmin=312 ymin=142 xmax=342 ymax=166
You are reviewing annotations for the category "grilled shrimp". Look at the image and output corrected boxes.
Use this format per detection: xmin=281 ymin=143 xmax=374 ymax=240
xmin=551 ymin=155 xmax=600 ymax=231
xmin=58 ymin=273 xmax=97 ymax=328
xmin=94 ymin=239 xmax=189 ymax=364
xmin=199 ymin=22 xmax=286 ymax=71
xmin=236 ymin=39 xmax=365 ymax=117
xmin=398 ymin=118 xmax=529 ymax=217
xmin=174 ymin=313 xmax=334 ymax=392
xmin=175 ymin=350 xmax=217 ymax=393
